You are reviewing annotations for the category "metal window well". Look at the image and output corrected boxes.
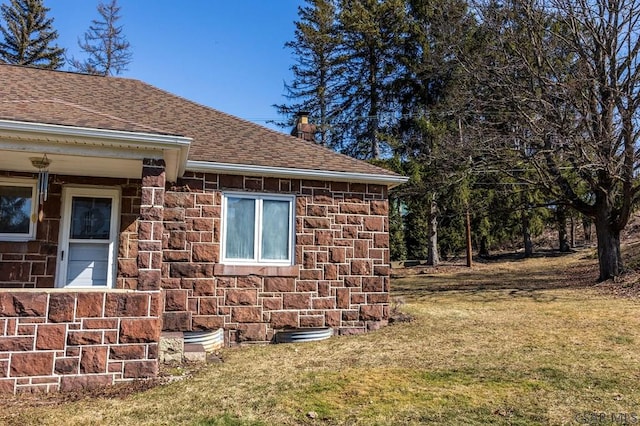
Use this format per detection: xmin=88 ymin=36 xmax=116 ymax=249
xmin=183 ymin=328 xmax=225 ymax=352
xmin=274 ymin=327 xmax=333 ymax=344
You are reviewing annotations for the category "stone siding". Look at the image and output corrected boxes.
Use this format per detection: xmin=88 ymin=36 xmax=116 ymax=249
xmin=161 ymin=173 xmax=390 ymax=343
xmin=0 ymin=290 xmax=162 ymax=394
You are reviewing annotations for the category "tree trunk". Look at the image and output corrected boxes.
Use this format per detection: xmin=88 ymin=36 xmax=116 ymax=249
xmin=594 ymin=215 xmax=623 ymax=281
xmin=522 ymin=209 xmax=533 ymax=257
xmin=557 ymin=206 xmax=570 ymax=252
xmin=426 ymin=194 xmax=439 ymax=266
xmin=479 ymin=236 xmax=490 ymax=257
xmin=570 ymin=215 xmax=576 ymax=248
xmin=583 ymin=217 xmax=592 ymax=245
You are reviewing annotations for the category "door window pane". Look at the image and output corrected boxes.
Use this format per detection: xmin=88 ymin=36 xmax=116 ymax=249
xmin=0 ymin=185 xmax=32 ymax=234
xmin=70 ymin=197 xmax=112 ymax=239
xmin=261 ymin=200 xmax=290 ymax=260
xmin=225 ymin=197 xmax=255 ymax=259
xmin=66 ymin=243 xmax=109 ymax=286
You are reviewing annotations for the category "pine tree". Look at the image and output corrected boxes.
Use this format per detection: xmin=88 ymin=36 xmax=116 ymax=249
xmin=70 ymin=0 xmax=131 ymax=76
xmin=274 ymin=0 xmax=342 ymax=148
xmin=0 ymin=0 xmax=64 ymax=69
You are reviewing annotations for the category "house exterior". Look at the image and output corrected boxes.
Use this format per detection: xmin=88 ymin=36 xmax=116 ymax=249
xmin=0 ymin=64 xmax=407 ymax=394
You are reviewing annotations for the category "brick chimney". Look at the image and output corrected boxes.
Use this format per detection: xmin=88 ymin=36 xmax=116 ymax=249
xmin=291 ymin=111 xmax=317 ymax=142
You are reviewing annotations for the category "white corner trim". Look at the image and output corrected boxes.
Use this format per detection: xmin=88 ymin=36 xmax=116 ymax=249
xmin=186 ymin=160 xmax=409 ymax=188
xmin=0 ymin=119 xmax=191 ymax=181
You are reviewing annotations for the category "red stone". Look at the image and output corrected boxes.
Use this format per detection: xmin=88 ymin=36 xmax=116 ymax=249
xmin=336 ymin=288 xmax=350 ymax=309
xmin=296 ymin=280 xmax=318 ymax=292
xmin=170 ymin=263 xmax=213 ymax=278
xmin=76 ymin=293 xmax=104 ymax=318
xmin=362 ymin=277 xmax=384 ymax=292
xmin=226 ymin=289 xmax=257 ymax=306
xmin=82 ymin=318 xmax=118 ymax=329
xmin=55 ymin=358 xmax=78 ymax=375
xmin=0 ymin=292 xmax=47 ymax=317
xmin=325 ymin=311 xmax=341 ymax=327
xmin=236 ymin=323 xmax=267 ymax=342
xmin=164 ymin=290 xmax=188 ymax=311
xmin=164 ymin=192 xmax=195 ymax=209
xmin=123 ymin=360 xmax=157 ymax=378
xmin=162 ymin=311 xmax=192 ymax=332
xmin=192 ymin=243 xmax=218 ymax=262
xmin=299 ymin=269 xmax=322 ymax=280
xmin=10 ymin=352 xmax=53 ymax=377
xmin=330 ymin=248 xmax=346 ymax=263
xmin=46 ymin=293 xmax=75 ymax=323
xmin=270 ymin=311 xmax=299 ymax=329
xmin=324 ymin=264 xmax=338 ymax=280
xmin=264 ymin=277 xmax=294 ymax=292
xmin=192 ymin=315 xmax=224 ymax=330
xmin=60 ymin=374 xmax=112 ymax=392
xmin=351 ymin=260 xmax=371 ymax=275
xmin=199 ymin=297 xmax=217 ymax=315
xmin=0 ymin=337 xmax=33 ymax=351
xmin=311 ymin=298 xmax=335 ymax=310
xmin=340 ymin=203 xmax=369 ymax=214
xmin=374 ymin=233 xmax=389 ymax=248
xmin=342 ymin=310 xmax=359 ymax=321
xmin=193 ymin=279 xmax=216 ymax=296
xmin=368 ymin=293 xmax=389 ymax=304
xmin=67 ymin=330 xmax=102 ymax=345
xmin=283 ymin=293 xmax=311 ymax=310
xmin=0 ymin=379 xmax=16 ymax=394
xmin=231 ymin=307 xmax=262 ymax=323
xmin=36 ymin=324 xmax=66 ymax=350
xmin=80 ymin=346 xmax=108 ymax=374
xmin=137 ymin=270 xmax=162 ymax=291
xmin=304 ymin=218 xmax=331 ymax=229
xmin=105 ymin=293 xmax=149 ymax=317
xmin=109 ymin=345 xmax=145 ymax=360
xmin=300 ymin=315 xmax=324 ymax=328
xmin=351 ymin=293 xmax=365 ymax=304
xmin=120 ymin=318 xmax=161 ymax=343
xmin=261 ymin=297 xmax=282 ymax=311
xmin=371 ymin=200 xmax=388 ymax=215
xmin=364 ymin=216 xmax=384 ymax=232
xmin=237 ymin=276 xmax=261 ymax=288
xmin=315 ymin=230 xmax=333 ymax=246
xmin=360 ymin=305 xmax=383 ymax=321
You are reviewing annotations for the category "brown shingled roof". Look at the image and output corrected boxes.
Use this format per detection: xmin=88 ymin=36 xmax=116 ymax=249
xmin=0 ymin=64 xmax=399 ymax=178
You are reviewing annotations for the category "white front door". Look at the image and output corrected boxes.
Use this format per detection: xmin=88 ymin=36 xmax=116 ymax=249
xmin=57 ymin=187 xmax=120 ymax=288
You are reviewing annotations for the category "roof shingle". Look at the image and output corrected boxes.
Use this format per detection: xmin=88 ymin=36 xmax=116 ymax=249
xmin=0 ymin=64 xmax=399 ymax=178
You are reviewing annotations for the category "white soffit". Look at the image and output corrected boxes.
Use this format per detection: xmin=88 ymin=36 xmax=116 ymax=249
xmin=0 ymin=120 xmax=191 ymax=181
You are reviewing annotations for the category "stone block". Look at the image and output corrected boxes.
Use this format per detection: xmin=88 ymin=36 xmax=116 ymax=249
xmin=362 ymin=277 xmax=384 ymax=293
xmin=325 ymin=311 xmax=341 ymax=327
xmin=340 ymin=203 xmax=369 ymax=214
xmin=164 ymin=290 xmax=188 ymax=311
xmin=162 ymin=311 xmax=192 ymax=332
xmin=170 ymin=263 xmax=213 ymax=279
xmin=138 ymin=269 xmax=162 ymax=291
xmin=300 ymin=315 xmax=324 ymax=328
xmin=0 ymin=292 xmax=47 ymax=317
xmin=0 ymin=336 xmax=33 ymax=351
xmin=47 ymin=293 xmax=76 ymax=323
xmin=263 ymin=277 xmax=294 ymax=292
xmin=370 ymin=200 xmax=388 ymax=215
xmin=110 ymin=345 xmax=146 ymax=360
xmin=36 ymin=324 xmax=66 ymax=350
xmin=304 ymin=218 xmax=331 ymax=229
xmin=159 ymin=333 xmax=184 ymax=364
xmin=118 ymin=258 xmax=138 ymax=278
xmin=83 ymin=318 xmax=118 ymax=329
xmin=237 ymin=276 xmax=261 ymax=288
xmin=360 ymin=305 xmax=384 ymax=321
xmin=270 ymin=311 xmax=299 ymax=329
xmin=261 ymin=297 xmax=282 ymax=311
xmin=105 ymin=293 xmax=149 ymax=317
xmin=120 ymin=318 xmax=161 ymax=343
xmin=351 ymin=260 xmax=371 ymax=275
xmin=10 ymin=352 xmax=53 ymax=377
xmin=193 ymin=279 xmax=216 ymax=296
xmin=330 ymin=247 xmax=346 ymax=263
xmin=54 ymin=358 xmax=78 ymax=375
xmin=76 ymin=293 xmax=105 ymax=318
xmin=80 ymin=346 xmax=108 ymax=374
xmin=336 ymin=288 xmax=350 ymax=309
xmin=192 ymin=243 xmax=218 ymax=262
xmin=282 ymin=293 xmax=311 ymax=310
xmin=192 ymin=315 xmax=224 ymax=330
xmin=226 ymin=289 xmax=257 ymax=306
xmin=60 ymin=374 xmax=112 ymax=392
xmin=231 ymin=307 xmax=261 ymax=323
xmin=67 ymin=330 xmax=102 ymax=345
xmin=312 ymin=297 xmax=335 ymax=310
xmin=198 ymin=297 xmax=217 ymax=315
xmin=374 ymin=233 xmax=389 ymax=248
xmin=236 ymin=323 xmax=267 ymax=342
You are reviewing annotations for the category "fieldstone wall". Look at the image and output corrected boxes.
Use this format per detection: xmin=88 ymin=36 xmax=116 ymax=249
xmin=161 ymin=172 xmax=390 ymax=343
xmin=0 ymin=290 xmax=162 ymax=394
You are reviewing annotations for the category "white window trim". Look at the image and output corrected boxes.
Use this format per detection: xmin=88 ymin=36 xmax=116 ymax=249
xmin=56 ymin=186 xmax=121 ymax=289
xmin=0 ymin=178 xmax=37 ymax=242
xmin=221 ymin=192 xmax=295 ymax=266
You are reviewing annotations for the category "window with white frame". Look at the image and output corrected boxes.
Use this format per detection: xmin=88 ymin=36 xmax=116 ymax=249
xmin=0 ymin=178 xmax=37 ymax=241
xmin=221 ymin=193 xmax=295 ymax=265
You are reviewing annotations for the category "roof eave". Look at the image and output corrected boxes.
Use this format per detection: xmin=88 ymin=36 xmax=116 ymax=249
xmin=0 ymin=119 xmax=191 ymax=181
xmin=186 ymin=160 xmax=409 ymax=188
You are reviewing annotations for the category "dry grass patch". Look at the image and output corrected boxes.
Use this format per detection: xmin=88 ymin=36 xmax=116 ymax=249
xmin=3 ymin=249 xmax=640 ymax=425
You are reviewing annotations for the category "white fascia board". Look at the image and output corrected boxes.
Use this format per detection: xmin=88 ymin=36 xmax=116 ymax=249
xmin=186 ymin=160 xmax=409 ymax=188
xmin=0 ymin=119 xmax=191 ymax=181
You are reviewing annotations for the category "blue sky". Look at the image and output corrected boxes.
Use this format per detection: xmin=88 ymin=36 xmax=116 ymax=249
xmin=39 ymin=0 xmax=305 ymax=132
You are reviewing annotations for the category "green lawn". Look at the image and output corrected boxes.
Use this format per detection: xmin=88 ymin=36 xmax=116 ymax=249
xmin=3 ymin=250 xmax=640 ymax=425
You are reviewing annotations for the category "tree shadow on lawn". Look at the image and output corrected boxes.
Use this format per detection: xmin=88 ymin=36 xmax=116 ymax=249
xmin=391 ymin=251 xmax=598 ymax=301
